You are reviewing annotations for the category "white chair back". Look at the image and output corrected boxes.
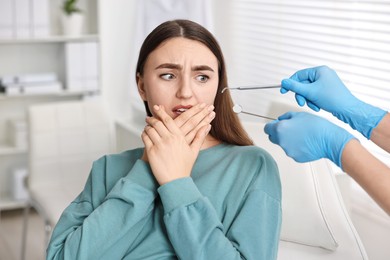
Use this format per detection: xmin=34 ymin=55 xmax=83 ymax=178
xmin=28 ymin=99 xmax=114 ymax=225
xmin=242 ymin=120 xmax=368 ymax=260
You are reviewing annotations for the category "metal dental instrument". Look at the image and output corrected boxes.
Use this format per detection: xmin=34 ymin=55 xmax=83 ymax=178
xmin=221 ymin=84 xmax=279 ymax=119
xmin=232 ymin=104 xmax=276 ymax=120
xmin=221 ymin=84 xmax=281 ymax=94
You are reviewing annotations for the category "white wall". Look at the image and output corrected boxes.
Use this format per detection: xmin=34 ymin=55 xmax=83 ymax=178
xmin=210 ymin=0 xmax=234 ymax=78
xmin=99 ymin=0 xmax=138 ymax=121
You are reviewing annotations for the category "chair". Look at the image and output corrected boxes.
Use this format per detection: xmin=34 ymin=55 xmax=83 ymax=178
xmin=242 ymin=121 xmax=368 ymax=259
xmin=23 ymin=99 xmax=115 ymax=258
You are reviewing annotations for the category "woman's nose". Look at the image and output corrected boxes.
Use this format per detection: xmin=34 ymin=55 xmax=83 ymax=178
xmin=176 ymin=79 xmax=193 ymax=99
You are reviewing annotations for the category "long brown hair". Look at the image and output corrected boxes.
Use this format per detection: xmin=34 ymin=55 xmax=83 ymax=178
xmin=136 ymin=19 xmax=253 ymax=146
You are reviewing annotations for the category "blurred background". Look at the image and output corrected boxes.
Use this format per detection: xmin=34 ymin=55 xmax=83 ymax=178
xmin=0 ymin=0 xmax=389 ymax=259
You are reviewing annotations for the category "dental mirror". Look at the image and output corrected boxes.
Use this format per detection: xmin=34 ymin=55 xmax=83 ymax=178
xmin=221 ymin=84 xmax=281 ymax=94
xmin=233 ymin=104 xmax=243 ymax=113
xmin=232 ymin=104 xmax=276 ymax=120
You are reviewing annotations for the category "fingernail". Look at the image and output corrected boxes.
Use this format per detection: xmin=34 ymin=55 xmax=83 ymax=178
xmin=209 ymin=111 xmax=216 ymax=118
xmin=154 ymin=105 xmax=160 ymax=111
xmin=208 ymin=105 xmax=214 ymax=111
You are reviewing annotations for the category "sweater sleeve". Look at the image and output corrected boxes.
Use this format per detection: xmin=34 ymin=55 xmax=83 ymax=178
xmin=158 ymin=177 xmax=282 ymax=260
xmin=46 ymin=157 xmax=159 ymax=260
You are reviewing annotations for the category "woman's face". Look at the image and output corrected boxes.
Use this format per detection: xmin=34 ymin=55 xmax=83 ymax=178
xmin=137 ymin=37 xmax=219 ymax=118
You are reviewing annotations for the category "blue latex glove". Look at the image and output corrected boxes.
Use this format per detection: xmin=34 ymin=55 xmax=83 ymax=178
xmin=264 ymin=112 xmax=355 ymax=168
xmin=280 ymin=66 xmax=387 ymax=139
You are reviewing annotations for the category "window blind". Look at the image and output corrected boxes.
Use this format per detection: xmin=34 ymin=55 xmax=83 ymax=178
xmin=227 ymin=0 xmax=390 ymax=164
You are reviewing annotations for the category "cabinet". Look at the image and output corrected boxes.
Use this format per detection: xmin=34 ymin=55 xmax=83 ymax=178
xmin=0 ymin=0 xmax=100 ymax=210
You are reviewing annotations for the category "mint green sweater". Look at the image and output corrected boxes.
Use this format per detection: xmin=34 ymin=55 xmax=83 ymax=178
xmin=47 ymin=144 xmax=282 ymax=260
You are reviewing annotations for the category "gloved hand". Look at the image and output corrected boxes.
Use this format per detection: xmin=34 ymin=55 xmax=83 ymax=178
xmin=264 ymin=112 xmax=355 ymax=168
xmin=280 ymin=66 xmax=387 ymax=139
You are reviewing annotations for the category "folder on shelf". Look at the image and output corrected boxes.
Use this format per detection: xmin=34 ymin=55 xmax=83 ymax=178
xmin=84 ymin=42 xmax=100 ymax=91
xmin=31 ymin=0 xmax=50 ymax=38
xmin=65 ymin=42 xmax=99 ymax=92
xmin=15 ymin=0 xmax=31 ymax=38
xmin=1 ymin=73 xmax=57 ymax=84
xmin=0 ymin=0 xmax=14 ymax=39
xmin=0 ymin=0 xmax=50 ymax=39
xmin=1 ymin=81 xmax=62 ymax=96
xmin=0 ymin=75 xmax=17 ymax=85
xmin=65 ymin=42 xmax=84 ymax=91
xmin=17 ymin=73 xmax=58 ymax=83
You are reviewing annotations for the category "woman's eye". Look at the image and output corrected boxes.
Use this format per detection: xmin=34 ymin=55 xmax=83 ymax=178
xmin=160 ymin=73 xmax=175 ymax=80
xmin=196 ymin=75 xmax=209 ymax=82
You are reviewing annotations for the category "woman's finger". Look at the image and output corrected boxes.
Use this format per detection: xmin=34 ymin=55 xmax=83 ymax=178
xmin=174 ymin=103 xmax=207 ymax=128
xmin=152 ymin=105 xmax=181 ymax=135
xmin=143 ymin=125 xmax=161 ymax=144
xmin=191 ymin=124 xmax=211 ymax=152
xmin=141 ymin=130 xmax=152 ymax=146
xmin=184 ymin=111 xmax=215 ymax=144
xmin=178 ymin=104 xmax=215 ymax=136
xmin=145 ymin=115 xmax=171 ymax=138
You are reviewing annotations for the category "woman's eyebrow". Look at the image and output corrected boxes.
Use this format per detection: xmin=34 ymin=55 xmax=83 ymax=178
xmin=155 ymin=63 xmax=214 ymax=72
xmin=193 ymin=65 xmax=214 ymax=72
xmin=155 ymin=63 xmax=182 ymax=70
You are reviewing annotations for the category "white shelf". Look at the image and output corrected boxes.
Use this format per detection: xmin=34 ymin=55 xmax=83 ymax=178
xmin=0 ymin=34 xmax=99 ymax=45
xmin=0 ymin=196 xmax=28 ymax=211
xmin=0 ymin=90 xmax=99 ymax=100
xmin=0 ymin=0 xmax=100 ymax=212
xmin=0 ymin=145 xmax=27 ymax=156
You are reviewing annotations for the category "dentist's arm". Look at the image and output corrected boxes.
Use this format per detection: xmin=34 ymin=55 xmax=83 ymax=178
xmin=342 ymin=139 xmax=390 ymax=215
xmin=264 ymin=112 xmax=390 ymax=215
xmin=370 ymin=113 xmax=390 ymax=153
xmin=281 ymin=66 xmax=388 ymax=142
